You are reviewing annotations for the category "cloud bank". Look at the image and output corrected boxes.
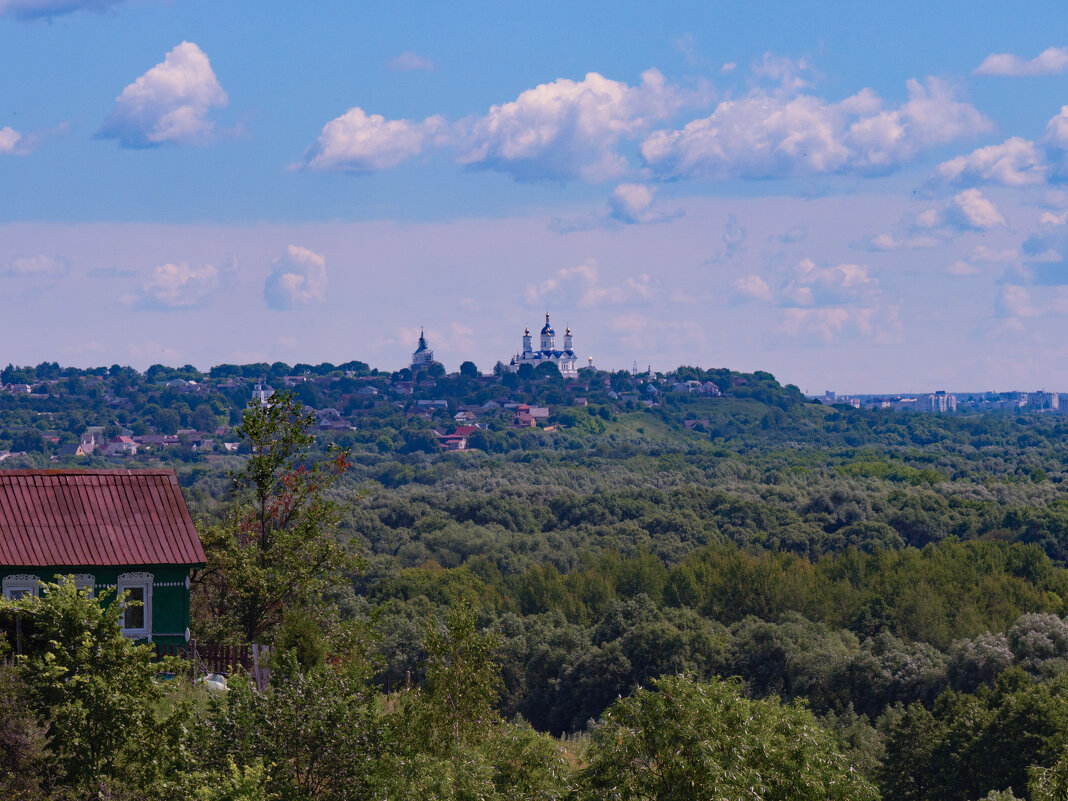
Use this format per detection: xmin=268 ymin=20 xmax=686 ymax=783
xmin=641 ymin=77 xmax=990 ymax=180
xmin=301 ymin=64 xmax=994 ymax=188
xmin=302 ymin=69 xmax=689 ymax=181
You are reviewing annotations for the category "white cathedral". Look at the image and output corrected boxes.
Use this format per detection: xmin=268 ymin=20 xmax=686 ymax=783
xmin=508 ymin=313 xmax=579 ymax=378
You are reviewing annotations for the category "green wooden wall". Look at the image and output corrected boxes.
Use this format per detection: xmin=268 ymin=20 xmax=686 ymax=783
xmin=0 ymin=565 xmax=194 ymax=645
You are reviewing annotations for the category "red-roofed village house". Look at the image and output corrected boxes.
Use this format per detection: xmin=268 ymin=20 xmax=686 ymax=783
xmin=0 ymin=469 xmax=206 ymax=645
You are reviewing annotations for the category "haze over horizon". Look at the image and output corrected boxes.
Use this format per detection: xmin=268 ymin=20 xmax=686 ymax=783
xmin=2 ymin=1 xmax=1068 ymax=393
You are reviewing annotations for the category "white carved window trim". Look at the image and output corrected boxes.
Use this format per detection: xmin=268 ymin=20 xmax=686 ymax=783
xmin=70 ymin=574 xmax=95 ymax=596
xmin=3 ymin=574 xmax=41 ymax=600
xmin=116 ymin=572 xmax=153 ymax=639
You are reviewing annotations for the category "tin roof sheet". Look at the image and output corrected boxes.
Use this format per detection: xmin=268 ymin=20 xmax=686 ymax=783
xmin=0 ymin=469 xmax=206 ymax=567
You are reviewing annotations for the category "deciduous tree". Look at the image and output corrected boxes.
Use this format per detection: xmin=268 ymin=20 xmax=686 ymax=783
xmin=194 ymin=391 xmax=358 ymax=643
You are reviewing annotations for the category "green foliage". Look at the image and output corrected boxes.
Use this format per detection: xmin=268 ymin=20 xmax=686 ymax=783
xmin=194 ymin=758 xmax=279 ymax=801
xmin=380 ymin=603 xmax=576 ymax=800
xmin=0 ymin=578 xmax=173 ymax=792
xmin=0 ymin=660 xmax=47 ymax=799
xmin=418 ymin=603 xmax=502 ymax=751
xmin=274 ymin=608 xmax=327 ymax=670
xmin=1032 ymin=747 xmax=1068 ymax=801
xmin=194 ymin=667 xmax=380 ymax=801
xmin=580 ymin=674 xmax=879 ymax=801
xmin=880 ymin=669 xmax=1068 ymax=800
xmin=839 ymin=460 xmax=947 ymax=485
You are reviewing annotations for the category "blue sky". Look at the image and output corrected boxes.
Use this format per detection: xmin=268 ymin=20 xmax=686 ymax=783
xmin=2 ymin=0 xmax=1068 ymax=392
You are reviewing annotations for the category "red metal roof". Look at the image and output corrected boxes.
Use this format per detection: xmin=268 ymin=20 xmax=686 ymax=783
xmin=0 ymin=469 xmax=206 ymax=567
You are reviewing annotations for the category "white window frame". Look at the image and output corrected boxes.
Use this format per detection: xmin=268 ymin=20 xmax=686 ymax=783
xmin=2 ymin=574 xmax=41 ymax=600
xmin=70 ymin=574 xmax=95 ymax=596
xmin=116 ymin=572 xmax=153 ymax=639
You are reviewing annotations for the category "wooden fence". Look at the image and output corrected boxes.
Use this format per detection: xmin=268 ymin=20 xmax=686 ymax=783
xmin=155 ymin=639 xmax=272 ymax=690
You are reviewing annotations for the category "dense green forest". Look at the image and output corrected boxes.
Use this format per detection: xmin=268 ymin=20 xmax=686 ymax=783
xmin=3 ymin=360 xmax=1068 ymax=798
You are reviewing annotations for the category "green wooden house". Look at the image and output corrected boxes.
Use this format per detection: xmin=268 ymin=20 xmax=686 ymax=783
xmin=0 ymin=468 xmax=206 ymax=645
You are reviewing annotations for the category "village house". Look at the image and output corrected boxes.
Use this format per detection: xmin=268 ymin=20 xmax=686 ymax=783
xmin=56 ymin=441 xmax=94 ymax=458
xmin=527 ymin=406 xmax=551 ymax=421
xmin=513 ymin=405 xmax=537 ymax=428
xmin=436 ymin=432 xmax=468 ymax=450
xmin=0 ymin=469 xmax=207 ymax=645
xmin=104 ymin=435 xmax=139 ymax=456
xmin=436 ymin=424 xmax=479 ymax=450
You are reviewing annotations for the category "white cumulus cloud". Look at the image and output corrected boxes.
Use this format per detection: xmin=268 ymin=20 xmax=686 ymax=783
xmin=127 ymin=261 xmax=227 ymax=309
xmin=0 ymin=126 xmax=23 ymax=154
xmin=299 ymin=107 xmax=445 ymax=172
xmin=609 ymin=183 xmax=654 ymax=223
xmin=1041 ymin=106 xmax=1068 ymax=180
xmin=301 ymin=69 xmax=694 ymax=181
xmin=858 ymin=189 xmax=1005 ymax=251
xmin=945 ymin=188 xmax=1006 ymax=231
xmin=641 ymin=77 xmax=990 ymax=180
xmin=98 ymin=42 xmax=228 ymax=148
xmin=935 ymin=137 xmax=1048 ymax=187
xmin=975 ymin=47 xmax=1068 ymax=77
xmin=732 ymin=274 xmax=773 ymax=301
xmin=264 ymin=245 xmax=328 ymax=310
xmin=995 ymin=285 xmax=1040 ymax=317
xmin=608 ymin=183 xmax=683 ymax=224
xmin=456 ymin=69 xmax=688 ymax=182
xmin=933 ymin=104 xmax=1068 ymax=188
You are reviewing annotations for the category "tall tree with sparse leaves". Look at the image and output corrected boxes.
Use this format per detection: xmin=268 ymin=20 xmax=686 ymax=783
xmin=194 ymin=391 xmax=358 ymax=643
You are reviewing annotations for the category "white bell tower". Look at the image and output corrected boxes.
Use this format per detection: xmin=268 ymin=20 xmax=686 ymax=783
xmin=540 ymin=313 xmax=555 ymax=350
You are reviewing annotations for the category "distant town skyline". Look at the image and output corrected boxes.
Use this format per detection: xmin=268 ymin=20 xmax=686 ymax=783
xmin=2 ymin=1 xmax=1068 ymax=392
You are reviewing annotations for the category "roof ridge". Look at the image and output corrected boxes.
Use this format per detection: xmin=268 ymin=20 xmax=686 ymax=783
xmin=0 ymin=468 xmax=177 ymax=477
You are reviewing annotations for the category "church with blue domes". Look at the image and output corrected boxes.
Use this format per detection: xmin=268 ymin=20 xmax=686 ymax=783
xmin=508 ymin=313 xmax=579 ymax=378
